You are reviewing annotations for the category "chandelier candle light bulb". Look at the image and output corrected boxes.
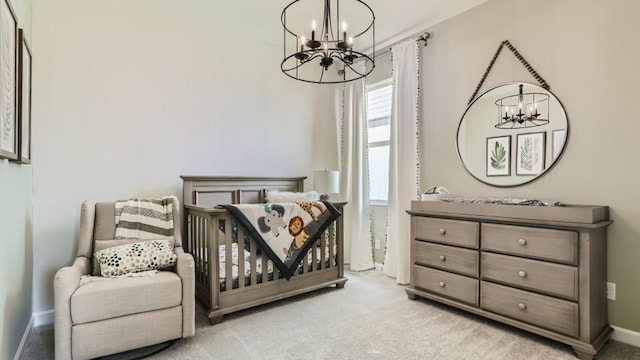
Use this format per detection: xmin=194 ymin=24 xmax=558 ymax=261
xmin=343 ymin=21 xmax=347 ymax=43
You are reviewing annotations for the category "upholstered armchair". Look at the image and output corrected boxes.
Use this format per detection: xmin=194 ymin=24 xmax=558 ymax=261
xmin=54 ymin=199 xmax=195 ymax=360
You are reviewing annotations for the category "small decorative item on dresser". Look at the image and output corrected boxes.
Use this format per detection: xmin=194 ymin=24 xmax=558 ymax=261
xmin=420 ymin=186 xmax=450 ymax=201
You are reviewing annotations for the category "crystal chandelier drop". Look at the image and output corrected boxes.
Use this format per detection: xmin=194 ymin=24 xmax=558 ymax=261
xmin=281 ymin=0 xmax=375 ymax=84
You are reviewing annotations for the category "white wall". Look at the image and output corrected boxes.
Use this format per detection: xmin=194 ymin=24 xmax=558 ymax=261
xmin=31 ymin=0 xmax=336 ymax=314
xmin=421 ymin=0 xmax=640 ymax=331
xmin=0 ymin=0 xmax=32 ymax=358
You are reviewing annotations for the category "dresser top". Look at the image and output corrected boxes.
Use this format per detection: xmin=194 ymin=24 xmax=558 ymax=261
xmin=409 ymin=201 xmax=610 ymax=228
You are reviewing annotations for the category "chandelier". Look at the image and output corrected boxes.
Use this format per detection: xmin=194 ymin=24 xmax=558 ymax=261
xmin=495 ymin=84 xmax=550 ymax=129
xmin=281 ymin=0 xmax=375 ymax=84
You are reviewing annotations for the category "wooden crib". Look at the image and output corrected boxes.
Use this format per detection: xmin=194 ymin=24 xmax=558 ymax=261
xmin=181 ymin=176 xmax=347 ymax=324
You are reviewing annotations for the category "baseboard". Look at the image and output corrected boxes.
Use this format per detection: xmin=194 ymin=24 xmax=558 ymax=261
xmin=611 ymin=325 xmax=640 ymax=348
xmin=13 ymin=315 xmax=34 ymax=360
xmin=33 ymin=309 xmax=54 ymax=327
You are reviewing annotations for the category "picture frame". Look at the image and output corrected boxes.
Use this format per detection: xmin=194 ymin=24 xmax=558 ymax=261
xmin=516 ymin=132 xmax=546 ymax=176
xmin=17 ymin=28 xmax=31 ymax=164
xmin=552 ymin=129 xmax=566 ymax=161
xmin=0 ymin=0 xmax=18 ymax=160
xmin=486 ymin=135 xmax=511 ymax=177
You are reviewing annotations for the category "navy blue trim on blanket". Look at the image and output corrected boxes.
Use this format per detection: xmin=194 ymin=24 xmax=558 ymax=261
xmin=219 ymin=201 xmax=341 ymax=280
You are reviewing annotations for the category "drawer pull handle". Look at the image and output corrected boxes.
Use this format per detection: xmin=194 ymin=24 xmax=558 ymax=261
xmin=439 ymin=255 xmax=446 ymax=261
xmin=439 ymin=228 xmax=446 ymax=235
xmin=518 ymin=303 xmax=527 ymax=310
xmin=518 ymin=238 xmax=527 ymax=246
xmin=438 ymin=281 xmax=446 ymax=288
xmin=518 ymin=270 xmax=527 ymax=278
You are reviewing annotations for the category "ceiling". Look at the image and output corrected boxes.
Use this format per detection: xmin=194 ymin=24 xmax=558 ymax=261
xmin=130 ymin=0 xmax=487 ymax=50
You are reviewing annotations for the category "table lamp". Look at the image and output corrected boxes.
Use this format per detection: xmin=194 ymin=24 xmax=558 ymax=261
xmin=314 ymin=170 xmax=339 ymax=201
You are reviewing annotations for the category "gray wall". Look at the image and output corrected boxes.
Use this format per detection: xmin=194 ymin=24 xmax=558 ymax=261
xmin=0 ymin=0 xmax=32 ymax=358
xmin=30 ymin=0 xmax=337 ymax=317
xmin=421 ymin=0 xmax=640 ymax=331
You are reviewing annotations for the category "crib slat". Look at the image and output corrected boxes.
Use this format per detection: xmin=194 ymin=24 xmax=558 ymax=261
xmin=201 ymin=216 xmax=207 ymax=284
xmin=224 ymin=217 xmax=233 ymax=291
xmin=301 ymin=247 xmax=308 ymax=274
xmin=203 ymin=216 xmax=209 ymax=285
xmin=311 ymin=239 xmax=317 ymax=271
xmin=250 ymin=236 xmax=257 ymax=286
xmin=329 ymin=224 xmax=335 ymax=269
xmin=194 ymin=215 xmax=201 ymax=283
xmin=237 ymin=224 xmax=245 ymax=289
xmin=195 ymin=215 xmax=203 ymax=284
xmin=318 ymin=231 xmax=329 ymax=270
xmin=209 ymin=214 xmax=220 ymax=308
xmin=262 ymin=247 xmax=269 ymax=283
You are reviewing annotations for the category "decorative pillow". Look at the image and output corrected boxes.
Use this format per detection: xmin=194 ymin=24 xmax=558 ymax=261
xmin=91 ymin=238 xmax=176 ymax=275
xmin=94 ymin=239 xmax=177 ymax=278
xmin=266 ymin=190 xmax=319 ymax=203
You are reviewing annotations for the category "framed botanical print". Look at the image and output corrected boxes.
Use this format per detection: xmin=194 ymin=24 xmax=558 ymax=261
xmin=17 ymin=28 xmax=31 ymax=164
xmin=486 ymin=135 xmax=511 ymax=176
xmin=0 ymin=0 xmax=18 ymax=160
xmin=516 ymin=132 xmax=546 ymax=176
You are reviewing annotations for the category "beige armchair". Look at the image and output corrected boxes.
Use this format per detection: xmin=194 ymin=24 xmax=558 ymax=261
xmin=54 ymin=200 xmax=195 ymax=360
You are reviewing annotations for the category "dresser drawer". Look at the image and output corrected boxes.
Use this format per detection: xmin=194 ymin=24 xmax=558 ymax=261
xmin=481 ymin=253 xmax=578 ymax=300
xmin=415 ymin=241 xmax=478 ymax=277
xmin=481 ymin=282 xmax=579 ymax=337
xmin=414 ymin=217 xmax=479 ymax=249
xmin=481 ymin=223 xmax=578 ymax=264
xmin=414 ymin=265 xmax=478 ymax=306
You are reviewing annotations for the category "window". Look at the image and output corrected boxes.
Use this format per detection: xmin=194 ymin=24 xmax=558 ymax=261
xmin=366 ymin=80 xmax=392 ymax=205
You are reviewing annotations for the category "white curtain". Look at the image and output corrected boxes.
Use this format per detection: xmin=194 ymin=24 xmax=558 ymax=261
xmin=336 ymin=62 xmax=374 ymax=271
xmin=384 ymin=39 xmax=421 ymax=284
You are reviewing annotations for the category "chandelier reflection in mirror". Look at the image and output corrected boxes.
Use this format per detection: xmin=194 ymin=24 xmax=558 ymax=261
xmin=281 ymin=0 xmax=375 ymax=84
xmin=495 ymin=84 xmax=550 ymax=129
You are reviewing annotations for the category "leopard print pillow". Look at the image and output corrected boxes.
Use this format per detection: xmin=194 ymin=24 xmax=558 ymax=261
xmin=94 ymin=239 xmax=177 ymax=277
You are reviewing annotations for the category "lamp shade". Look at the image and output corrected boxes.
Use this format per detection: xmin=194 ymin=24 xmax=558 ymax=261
xmin=314 ymin=170 xmax=340 ymax=196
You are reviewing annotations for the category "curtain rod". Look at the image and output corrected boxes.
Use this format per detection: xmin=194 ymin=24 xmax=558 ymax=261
xmin=370 ymin=32 xmax=431 ymax=59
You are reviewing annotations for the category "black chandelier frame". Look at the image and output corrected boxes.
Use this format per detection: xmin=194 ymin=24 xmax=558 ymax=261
xmin=281 ymin=0 xmax=376 ymax=84
xmin=495 ymin=84 xmax=550 ymax=129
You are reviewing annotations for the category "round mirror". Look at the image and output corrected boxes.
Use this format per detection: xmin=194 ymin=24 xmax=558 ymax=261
xmin=456 ymin=82 xmax=569 ymax=187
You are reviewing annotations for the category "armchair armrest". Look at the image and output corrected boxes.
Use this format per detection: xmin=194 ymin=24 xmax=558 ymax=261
xmin=54 ymin=256 xmax=90 ymax=360
xmin=174 ymin=247 xmax=195 ymax=337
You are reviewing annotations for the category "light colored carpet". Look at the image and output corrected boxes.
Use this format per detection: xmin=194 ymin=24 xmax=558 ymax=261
xmin=19 ymin=270 xmax=640 ymax=360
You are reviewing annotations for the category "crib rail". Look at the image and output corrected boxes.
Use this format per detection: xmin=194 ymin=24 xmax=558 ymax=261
xmin=184 ymin=202 xmax=346 ymax=322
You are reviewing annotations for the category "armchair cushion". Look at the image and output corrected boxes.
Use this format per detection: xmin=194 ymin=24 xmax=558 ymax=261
xmin=71 ymin=271 xmax=182 ymax=324
xmin=95 ymin=239 xmax=177 ymax=277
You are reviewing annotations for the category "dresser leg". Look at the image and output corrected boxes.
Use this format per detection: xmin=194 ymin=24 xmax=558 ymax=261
xmin=407 ymin=293 xmax=418 ymax=300
xmin=208 ymin=313 xmax=224 ymax=325
xmin=573 ymin=348 xmax=594 ymax=360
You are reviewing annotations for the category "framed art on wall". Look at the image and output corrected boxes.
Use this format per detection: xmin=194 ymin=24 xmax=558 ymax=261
xmin=0 ymin=0 xmax=17 ymax=160
xmin=552 ymin=129 xmax=566 ymax=161
xmin=516 ymin=132 xmax=546 ymax=176
xmin=486 ymin=135 xmax=511 ymax=177
xmin=17 ymin=28 xmax=31 ymax=163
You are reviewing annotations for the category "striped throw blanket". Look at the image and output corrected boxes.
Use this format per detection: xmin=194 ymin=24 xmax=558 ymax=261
xmin=114 ymin=196 xmax=176 ymax=240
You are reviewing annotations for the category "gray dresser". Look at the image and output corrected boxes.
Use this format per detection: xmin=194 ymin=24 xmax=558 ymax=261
xmin=406 ymin=201 xmax=612 ymax=360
